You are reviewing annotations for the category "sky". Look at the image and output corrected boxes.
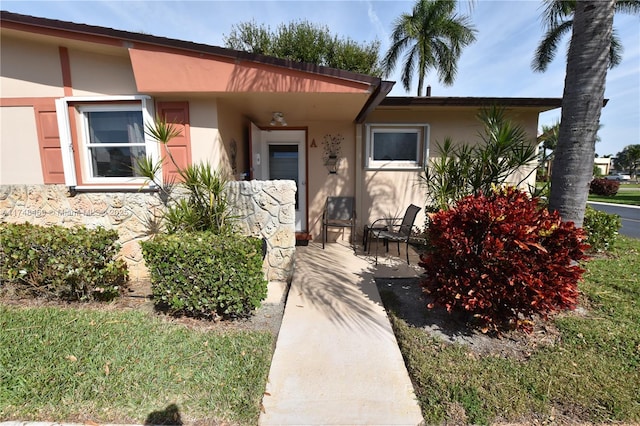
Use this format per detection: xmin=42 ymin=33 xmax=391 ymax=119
xmin=3 ymin=0 xmax=639 ymax=156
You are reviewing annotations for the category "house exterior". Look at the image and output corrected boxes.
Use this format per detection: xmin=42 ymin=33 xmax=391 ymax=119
xmin=0 ymin=11 xmax=562 ymax=280
xmin=594 ymin=157 xmax=612 ymax=176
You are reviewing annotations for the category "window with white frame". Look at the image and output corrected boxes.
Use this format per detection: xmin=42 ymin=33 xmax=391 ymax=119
xmin=81 ymin=106 xmax=146 ymax=181
xmin=365 ymin=124 xmax=429 ymax=169
xmin=56 ymin=96 xmax=158 ymax=187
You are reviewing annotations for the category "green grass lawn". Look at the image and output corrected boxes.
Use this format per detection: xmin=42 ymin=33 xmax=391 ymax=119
xmin=588 ymin=189 xmax=640 ymax=206
xmin=0 ymin=307 xmax=273 ymax=425
xmin=390 ymin=235 xmax=640 ymax=425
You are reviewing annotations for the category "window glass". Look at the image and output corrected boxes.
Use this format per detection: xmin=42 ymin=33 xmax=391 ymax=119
xmin=269 ymin=144 xmax=299 ymax=208
xmin=90 ymin=147 xmax=146 ymax=178
xmin=84 ymin=110 xmax=146 ymax=179
xmin=373 ymin=132 xmax=418 ymax=161
xmin=87 ymin=111 xmax=144 ymax=144
xmin=366 ymin=124 xmax=427 ymax=168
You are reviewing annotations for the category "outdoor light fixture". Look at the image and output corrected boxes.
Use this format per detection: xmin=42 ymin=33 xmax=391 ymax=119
xmin=270 ymin=112 xmax=287 ymax=126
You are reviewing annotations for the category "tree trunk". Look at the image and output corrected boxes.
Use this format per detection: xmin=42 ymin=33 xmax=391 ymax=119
xmin=549 ymin=0 xmax=614 ymax=227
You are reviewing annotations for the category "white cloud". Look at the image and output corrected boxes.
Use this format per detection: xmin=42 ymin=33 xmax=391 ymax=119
xmin=366 ymin=0 xmax=388 ymax=44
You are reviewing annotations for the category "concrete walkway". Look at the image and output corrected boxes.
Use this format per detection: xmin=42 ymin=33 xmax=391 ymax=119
xmin=259 ymin=241 xmax=424 ymax=425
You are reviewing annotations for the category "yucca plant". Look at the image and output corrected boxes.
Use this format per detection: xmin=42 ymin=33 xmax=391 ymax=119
xmin=166 ymin=164 xmax=234 ymax=234
xmin=421 ymin=106 xmax=538 ymax=211
xmin=136 ymin=117 xmax=234 ymax=235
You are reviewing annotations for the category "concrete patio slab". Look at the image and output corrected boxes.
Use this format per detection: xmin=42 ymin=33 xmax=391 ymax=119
xmin=259 ymin=241 xmax=424 ymax=425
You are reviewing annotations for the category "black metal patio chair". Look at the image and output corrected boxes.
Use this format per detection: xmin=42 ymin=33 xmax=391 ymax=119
xmin=367 ymin=204 xmax=421 ymax=265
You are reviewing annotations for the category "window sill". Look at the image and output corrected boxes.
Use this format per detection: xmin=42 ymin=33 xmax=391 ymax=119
xmin=70 ymin=185 xmax=160 ymax=193
xmin=364 ymin=166 xmax=423 ymax=172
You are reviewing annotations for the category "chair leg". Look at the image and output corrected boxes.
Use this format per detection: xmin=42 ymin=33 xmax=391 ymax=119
xmin=363 ymin=226 xmax=368 ymax=251
xmin=374 ymin=234 xmax=379 ymax=265
xmin=322 ymin=224 xmax=325 ymax=249
xmin=352 ymin=225 xmax=356 ymax=253
xmin=406 ymin=241 xmax=410 ymax=264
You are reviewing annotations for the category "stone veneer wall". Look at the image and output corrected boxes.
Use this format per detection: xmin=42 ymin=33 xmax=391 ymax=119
xmin=226 ymin=180 xmax=296 ymax=282
xmin=0 ymin=181 xmax=296 ymax=282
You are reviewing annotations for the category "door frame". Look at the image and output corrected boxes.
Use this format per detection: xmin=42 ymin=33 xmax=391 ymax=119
xmin=250 ymin=124 xmax=308 ymax=233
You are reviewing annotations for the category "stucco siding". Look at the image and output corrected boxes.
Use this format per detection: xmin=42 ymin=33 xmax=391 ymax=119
xmin=361 ymin=170 xmax=427 ymax=232
xmin=129 ymin=48 xmax=371 ymax=94
xmin=184 ymin=98 xmax=221 ymax=167
xmin=68 ymin=49 xmax=138 ymax=96
xmin=0 ymin=35 xmax=65 ymax=98
xmin=360 ymin=107 xmax=542 ymax=232
xmin=0 ymin=107 xmax=44 ymax=184
xmin=368 ymin=107 xmax=540 ymax=150
xmin=306 ymin=120 xmax=356 ymax=240
xmin=217 ymin=99 xmax=247 ymax=179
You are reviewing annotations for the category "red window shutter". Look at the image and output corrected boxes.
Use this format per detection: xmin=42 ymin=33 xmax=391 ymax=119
xmin=157 ymin=102 xmax=191 ymax=183
xmin=34 ymin=105 xmax=65 ymax=184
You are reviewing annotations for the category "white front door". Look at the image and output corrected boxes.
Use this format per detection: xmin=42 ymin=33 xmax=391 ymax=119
xmin=250 ymin=125 xmax=306 ymax=232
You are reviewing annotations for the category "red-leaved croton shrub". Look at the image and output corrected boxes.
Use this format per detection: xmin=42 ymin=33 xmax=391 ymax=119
xmin=419 ymin=187 xmax=589 ymax=333
xmin=589 ymin=178 xmax=620 ymax=196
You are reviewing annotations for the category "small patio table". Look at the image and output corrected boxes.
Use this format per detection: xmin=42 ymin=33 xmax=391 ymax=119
xmin=363 ymin=224 xmax=387 ymax=252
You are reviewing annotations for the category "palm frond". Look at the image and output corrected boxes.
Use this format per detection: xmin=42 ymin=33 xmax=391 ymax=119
xmin=541 ymin=0 xmax=576 ymax=29
xmin=145 ymin=116 xmax=182 ymax=144
xmin=401 ymin=46 xmax=418 ymax=94
xmin=532 ymin=19 xmax=573 ymax=72
xmin=609 ymin=29 xmax=623 ymax=69
xmin=615 ymin=0 xmax=640 ymax=15
xmin=382 ymin=0 xmax=476 ymax=94
xmin=535 ymin=0 xmax=630 ymax=72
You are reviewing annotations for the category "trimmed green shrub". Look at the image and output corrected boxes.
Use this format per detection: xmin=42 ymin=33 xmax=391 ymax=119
xmin=590 ymin=178 xmax=620 ymax=196
xmin=419 ymin=187 xmax=588 ymax=333
xmin=0 ymin=223 xmax=128 ymax=301
xmin=141 ymin=232 xmax=267 ymax=319
xmin=583 ymin=206 xmax=621 ymax=252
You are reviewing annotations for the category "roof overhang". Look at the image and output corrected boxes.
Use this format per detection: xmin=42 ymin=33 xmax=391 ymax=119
xmin=0 ymin=10 xmax=389 ymax=123
xmin=380 ymin=96 xmax=608 ymax=112
xmin=355 ymin=81 xmax=396 ymax=123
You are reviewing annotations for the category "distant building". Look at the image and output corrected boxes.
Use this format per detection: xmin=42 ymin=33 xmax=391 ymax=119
xmin=594 ymin=157 xmax=612 ymax=176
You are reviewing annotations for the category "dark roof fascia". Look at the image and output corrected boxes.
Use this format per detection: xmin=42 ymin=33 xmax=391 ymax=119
xmin=380 ymin=96 xmax=609 ymax=109
xmin=380 ymin=96 xmax=564 ymax=109
xmin=0 ymin=10 xmax=381 ymax=87
xmin=355 ymin=80 xmax=395 ymax=123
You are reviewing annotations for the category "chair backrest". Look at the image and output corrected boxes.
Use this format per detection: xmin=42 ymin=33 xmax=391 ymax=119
xmin=325 ymin=196 xmax=355 ymax=221
xmin=398 ymin=204 xmax=421 ymax=236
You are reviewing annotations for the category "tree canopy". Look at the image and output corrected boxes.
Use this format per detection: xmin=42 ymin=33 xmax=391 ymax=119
xmin=224 ymin=20 xmax=382 ymax=76
xmin=382 ymin=0 xmax=476 ymax=96
xmin=532 ymin=0 xmax=639 ymax=72
xmin=614 ymin=144 xmax=640 ymax=177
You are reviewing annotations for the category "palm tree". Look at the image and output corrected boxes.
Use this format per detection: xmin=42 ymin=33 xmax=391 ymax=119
xmin=538 ymin=121 xmax=602 ymax=179
xmin=538 ymin=121 xmax=559 ymax=178
xmin=532 ymin=0 xmax=639 ymax=72
xmin=382 ymin=0 xmax=477 ymax=96
xmin=548 ymin=0 xmax=615 ymax=227
xmin=535 ymin=0 xmax=639 ymax=227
